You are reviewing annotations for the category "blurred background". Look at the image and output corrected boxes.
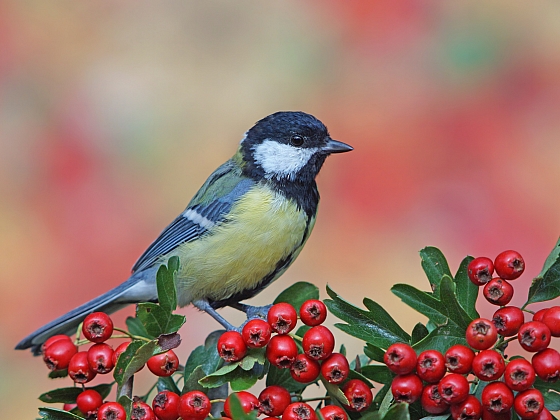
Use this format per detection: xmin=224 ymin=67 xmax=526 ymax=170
xmin=2 ymin=0 xmax=560 ymax=417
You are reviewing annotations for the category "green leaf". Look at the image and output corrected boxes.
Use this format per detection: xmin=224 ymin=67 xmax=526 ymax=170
xmin=411 ymin=323 xmax=429 ymax=344
xmin=38 ymin=408 xmax=85 ymax=420
xmin=117 ymin=395 xmax=133 ymax=419
xmin=438 ymin=276 xmax=473 ymax=329
xmin=184 ymin=365 xmax=206 ymax=392
xmin=136 ymin=302 xmax=186 ymax=337
xmin=361 ymin=365 xmax=394 ymax=385
xmin=230 ymin=368 xmax=260 ymax=391
xmin=526 ymin=257 xmax=560 ymax=306
xmin=391 ymin=284 xmax=447 ymax=325
xmin=126 ymin=316 xmax=155 ymax=339
xmin=383 ymin=402 xmax=410 ymax=420
xmin=265 ymin=364 xmax=306 ymax=392
xmin=364 ymin=344 xmax=385 ymax=363
xmin=114 ymin=340 xmax=160 ymax=389
xmin=274 ymin=281 xmax=319 ymax=312
xmin=454 ymin=256 xmax=479 ymax=320
xmin=239 ymin=348 xmax=266 ymax=371
xmin=39 ymin=383 xmax=113 ymax=404
xmin=326 ymin=286 xmax=410 ymax=349
xmin=156 ymin=257 xmax=179 ymax=312
xmin=362 ymin=298 xmax=411 ymax=342
xmin=538 ymin=237 xmax=560 ymax=278
xmin=377 ymin=387 xmax=394 ymax=418
xmin=227 ymin=393 xmax=258 ymax=420
xmin=322 ymin=377 xmax=350 ymax=406
xmin=157 ymin=376 xmax=181 ymax=395
xmin=420 ymin=247 xmax=452 ymax=296
xmin=542 ymin=390 xmax=560 ymax=411
xmin=412 ymin=323 xmax=467 ymax=353
xmin=48 ymin=369 xmax=68 ymax=379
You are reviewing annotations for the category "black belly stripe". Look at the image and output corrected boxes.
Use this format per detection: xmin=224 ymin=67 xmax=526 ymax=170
xmin=209 ymin=215 xmax=314 ymax=309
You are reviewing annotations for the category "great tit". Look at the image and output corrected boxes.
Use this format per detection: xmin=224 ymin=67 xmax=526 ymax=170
xmin=16 ymin=111 xmax=352 ymax=352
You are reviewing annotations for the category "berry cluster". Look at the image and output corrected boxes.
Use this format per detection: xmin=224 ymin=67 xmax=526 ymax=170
xmin=384 ymin=250 xmax=558 ymax=419
xmin=42 ymin=312 xmax=182 ymax=419
xmin=214 ymin=300 xmax=373 ymax=419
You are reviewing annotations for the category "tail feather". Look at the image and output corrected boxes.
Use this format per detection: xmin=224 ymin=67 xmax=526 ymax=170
xmin=16 ymin=271 xmax=157 ymax=354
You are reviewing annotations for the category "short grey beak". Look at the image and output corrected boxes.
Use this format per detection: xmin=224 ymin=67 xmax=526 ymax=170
xmin=323 ymin=138 xmax=353 ymax=154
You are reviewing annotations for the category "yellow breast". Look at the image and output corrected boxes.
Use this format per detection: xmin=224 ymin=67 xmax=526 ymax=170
xmin=170 ymin=184 xmax=315 ymax=306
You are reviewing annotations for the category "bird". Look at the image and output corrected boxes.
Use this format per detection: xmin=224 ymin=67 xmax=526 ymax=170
xmin=16 ymin=111 xmax=353 ymax=352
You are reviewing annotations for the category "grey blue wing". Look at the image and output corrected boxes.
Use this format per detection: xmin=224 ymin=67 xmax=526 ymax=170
xmin=132 ymin=159 xmax=254 ymax=273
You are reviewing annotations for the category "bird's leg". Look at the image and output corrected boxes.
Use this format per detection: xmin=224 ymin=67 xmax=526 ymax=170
xmin=229 ymin=302 xmax=272 ymax=321
xmin=192 ymin=299 xmax=238 ymax=332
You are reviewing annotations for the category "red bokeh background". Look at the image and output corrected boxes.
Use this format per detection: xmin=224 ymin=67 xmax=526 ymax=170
xmin=2 ymin=1 xmax=560 ymax=417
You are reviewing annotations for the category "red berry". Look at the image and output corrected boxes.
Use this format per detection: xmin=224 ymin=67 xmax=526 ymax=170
xmin=518 ymin=321 xmax=551 ymax=352
xmin=302 ymin=325 xmax=335 ymax=361
xmin=217 ymin=331 xmax=247 ymax=362
xmin=266 ymin=334 xmax=298 ymax=368
xmin=468 ymin=257 xmax=495 ymax=285
xmin=416 ymin=349 xmax=446 ymax=383
xmin=224 ymin=392 xmax=259 ymax=417
xmin=131 ymin=401 xmax=156 ymax=420
xmin=241 ymin=319 xmax=272 ymax=348
xmin=152 ymin=390 xmax=180 ymax=420
xmin=481 ymin=410 xmax=512 ymax=420
xmin=533 ymin=308 xmax=548 ymax=323
xmin=472 ymin=349 xmax=506 ymax=382
xmin=42 ymin=334 xmax=73 ymax=353
xmin=299 ymin=299 xmax=327 ymax=326
xmin=98 ymin=402 xmax=127 ymax=420
xmin=481 ymin=381 xmax=514 ymax=414
xmin=290 ymin=353 xmax=320 ymax=383
xmin=532 ymin=347 xmax=560 ymax=382
xmin=514 ymin=389 xmax=544 ymax=419
xmin=483 ymin=278 xmax=514 ymax=306
xmin=445 ymin=344 xmax=475 ymax=374
xmin=494 ymin=250 xmax=525 ymax=280
xmin=534 ymin=408 xmax=553 ymax=420
xmin=450 ymin=395 xmax=482 ymax=420
xmin=63 ymin=403 xmax=77 ymax=412
xmin=147 ymin=350 xmax=179 ymax=377
xmin=438 ymin=373 xmax=470 ymax=405
xmin=178 ymin=390 xmax=211 ymax=420
xmin=492 ymin=306 xmax=525 ymax=337
xmin=391 ymin=373 xmax=423 ymax=404
xmin=384 ymin=342 xmax=417 ymax=375
xmin=87 ymin=343 xmax=114 ymax=374
xmin=341 ymin=379 xmax=373 ymax=412
xmin=542 ymin=306 xmax=560 ymax=337
xmin=283 ymin=402 xmax=317 ymax=420
xmin=43 ymin=339 xmax=78 ymax=370
xmin=321 ymin=353 xmax=350 ymax=384
xmin=82 ymin=312 xmax=113 ymax=343
xmin=504 ymin=358 xmax=536 ymax=391
xmin=466 ymin=318 xmax=498 ymax=350
xmin=420 ymin=384 xmax=449 ymax=415
xmin=267 ymin=302 xmax=298 ymax=334
xmin=68 ymin=351 xmax=97 ymax=384
xmin=319 ymin=405 xmax=348 ymax=420
xmin=76 ymin=390 xmax=103 ymax=417
xmin=258 ymin=385 xmax=291 ymax=417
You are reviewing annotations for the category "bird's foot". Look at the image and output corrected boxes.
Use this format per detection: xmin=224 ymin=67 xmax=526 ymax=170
xmin=192 ymin=299 xmax=240 ymax=332
xmin=230 ymin=303 xmax=272 ymax=321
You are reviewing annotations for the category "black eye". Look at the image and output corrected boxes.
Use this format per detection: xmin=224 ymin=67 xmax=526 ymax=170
xmin=290 ymin=135 xmax=304 ymax=146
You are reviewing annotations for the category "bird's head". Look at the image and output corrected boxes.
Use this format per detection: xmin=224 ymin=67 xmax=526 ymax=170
xmin=239 ymin=111 xmax=353 ymax=184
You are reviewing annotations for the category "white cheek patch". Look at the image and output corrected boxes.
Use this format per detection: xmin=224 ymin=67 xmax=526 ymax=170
xmin=182 ymin=209 xmax=216 ymax=230
xmin=253 ymin=140 xmax=319 ymax=180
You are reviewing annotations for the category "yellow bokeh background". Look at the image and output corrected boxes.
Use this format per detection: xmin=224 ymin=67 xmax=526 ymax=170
xmin=2 ymin=1 xmax=560 ymax=417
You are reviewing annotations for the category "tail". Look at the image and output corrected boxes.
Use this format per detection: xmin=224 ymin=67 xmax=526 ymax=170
xmin=16 ymin=269 xmax=157 ymax=354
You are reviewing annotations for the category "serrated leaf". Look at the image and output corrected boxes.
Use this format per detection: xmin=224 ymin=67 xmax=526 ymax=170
xmin=438 ymin=276 xmax=473 ymax=329
xmin=391 ymin=284 xmax=447 ymax=325
xmin=454 ymin=256 xmax=479 ymax=320
xmin=136 ymin=302 xmax=185 ymax=337
xmin=411 ymin=323 xmax=429 ymax=344
xmin=184 ymin=365 xmax=206 ymax=392
xmin=114 ymin=340 xmax=160 ymax=388
xmin=322 ymin=377 xmax=350 ymax=406
xmin=526 ymin=257 xmax=560 ymax=306
xmin=538 ymin=237 xmax=560 ymax=278
xmin=39 ymin=384 xmax=113 ymax=404
xmin=38 ymin=408 xmax=85 ymax=420
xmin=362 ymin=298 xmax=411 ymax=342
xmin=377 ymin=387 xmax=394 ymax=418
xmin=361 ymin=365 xmax=394 ymax=385
xmin=156 ymin=258 xmax=179 ymax=312
xmin=266 ymin=364 xmax=306 ymax=392
xmin=274 ymin=281 xmax=319 ymax=311
xmin=156 ymin=376 xmax=181 ymax=395
xmin=420 ymin=247 xmax=452 ymax=296
xmin=230 ymin=368 xmax=260 ymax=391
xmin=326 ymin=286 xmax=410 ymax=349
xmin=126 ymin=316 xmax=154 ymax=339
xmin=364 ymin=344 xmax=386 ymax=363
xmin=412 ymin=323 xmax=467 ymax=353
xmin=383 ymin=402 xmax=410 ymax=420
xmin=239 ymin=348 xmax=266 ymax=371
